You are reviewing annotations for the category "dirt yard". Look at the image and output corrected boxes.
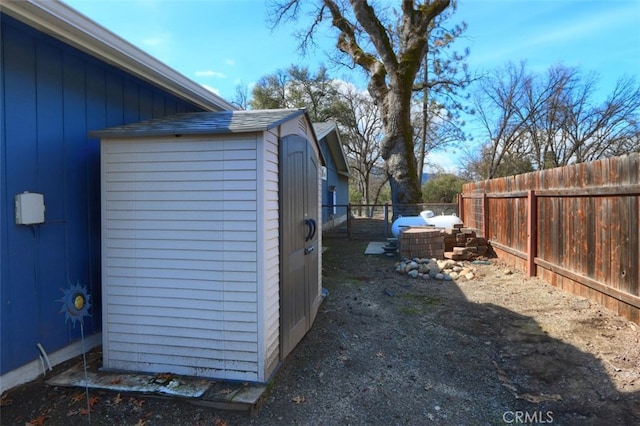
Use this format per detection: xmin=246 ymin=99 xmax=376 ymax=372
xmin=2 ymin=228 xmax=639 ymax=425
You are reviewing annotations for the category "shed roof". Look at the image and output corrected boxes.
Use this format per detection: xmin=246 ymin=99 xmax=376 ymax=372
xmin=1 ymin=0 xmax=234 ymax=112
xmin=90 ymin=109 xmax=309 ymax=138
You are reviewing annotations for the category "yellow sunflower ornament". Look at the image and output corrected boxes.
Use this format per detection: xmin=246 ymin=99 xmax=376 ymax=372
xmin=58 ymin=282 xmax=91 ymax=327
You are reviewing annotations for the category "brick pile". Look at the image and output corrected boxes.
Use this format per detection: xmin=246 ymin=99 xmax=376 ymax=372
xmin=443 ymin=224 xmax=490 ymax=261
xmin=398 ymin=225 xmax=491 ymax=261
xmin=399 ymin=227 xmax=444 ymax=259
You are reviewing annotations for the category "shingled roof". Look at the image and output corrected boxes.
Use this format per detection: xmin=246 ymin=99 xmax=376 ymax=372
xmin=89 ymin=109 xmax=308 ymax=138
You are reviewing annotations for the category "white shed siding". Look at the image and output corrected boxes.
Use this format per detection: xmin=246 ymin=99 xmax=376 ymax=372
xmin=262 ymin=128 xmax=281 ymax=379
xmin=101 ymin=135 xmax=262 ymax=381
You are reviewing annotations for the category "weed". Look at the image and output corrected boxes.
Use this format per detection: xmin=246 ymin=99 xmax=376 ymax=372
xmin=398 ymin=294 xmax=439 ymax=315
xmin=400 ymin=306 xmax=419 ymax=315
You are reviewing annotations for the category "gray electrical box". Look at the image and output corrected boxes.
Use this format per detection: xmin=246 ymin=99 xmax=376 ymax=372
xmin=15 ymin=192 xmax=45 ymax=225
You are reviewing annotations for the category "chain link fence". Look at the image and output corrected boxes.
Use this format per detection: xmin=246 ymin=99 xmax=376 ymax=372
xmin=323 ymin=203 xmax=459 ymax=240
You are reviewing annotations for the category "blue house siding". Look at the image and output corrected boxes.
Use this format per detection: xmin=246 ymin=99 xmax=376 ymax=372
xmin=0 ymin=13 xmax=204 ymax=377
xmin=318 ymin=138 xmax=349 ymax=226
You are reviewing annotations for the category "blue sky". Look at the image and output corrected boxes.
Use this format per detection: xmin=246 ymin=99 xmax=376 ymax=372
xmin=64 ymin=0 xmax=639 ymax=100
xmin=64 ymin=0 xmax=639 ymax=170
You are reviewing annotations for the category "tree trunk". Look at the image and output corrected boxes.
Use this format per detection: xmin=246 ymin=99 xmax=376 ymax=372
xmin=317 ymin=0 xmax=450 ymax=219
xmin=378 ymin=89 xmax=423 ymax=219
xmin=418 ymin=57 xmax=428 ymax=183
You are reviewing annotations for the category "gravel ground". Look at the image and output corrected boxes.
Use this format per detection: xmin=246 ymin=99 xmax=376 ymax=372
xmin=2 ymin=236 xmax=639 ymax=425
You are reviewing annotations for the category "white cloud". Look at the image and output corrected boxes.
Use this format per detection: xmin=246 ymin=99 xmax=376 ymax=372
xmin=424 ymin=150 xmax=461 ymax=174
xmin=333 ymin=78 xmax=368 ymax=95
xmin=195 ymin=70 xmax=226 ymax=78
xmin=225 ymin=59 xmax=235 ymax=66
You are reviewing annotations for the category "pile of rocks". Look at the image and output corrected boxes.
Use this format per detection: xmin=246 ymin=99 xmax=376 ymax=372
xmin=395 ymin=257 xmax=477 ymax=281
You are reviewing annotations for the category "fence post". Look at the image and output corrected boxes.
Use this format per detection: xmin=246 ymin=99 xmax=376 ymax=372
xmin=384 ymin=203 xmax=389 ymax=237
xmin=457 ymin=193 xmax=464 ymax=222
xmin=347 ymin=203 xmax=352 ymax=239
xmin=482 ymin=193 xmax=489 ymax=239
xmin=527 ymin=190 xmax=537 ymax=277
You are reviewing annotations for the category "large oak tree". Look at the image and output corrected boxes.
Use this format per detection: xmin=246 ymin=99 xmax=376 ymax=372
xmin=270 ymin=0 xmax=452 ymax=216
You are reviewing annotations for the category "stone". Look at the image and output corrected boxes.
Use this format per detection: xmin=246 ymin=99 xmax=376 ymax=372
xmin=426 ymin=262 xmax=440 ymax=272
xmin=408 ymin=270 xmax=419 ymax=278
xmin=437 ymin=259 xmax=456 ymax=270
xmin=408 ymin=261 xmax=419 ymax=270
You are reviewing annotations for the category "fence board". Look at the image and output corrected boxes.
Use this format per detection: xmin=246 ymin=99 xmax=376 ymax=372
xmin=461 ymin=153 xmax=640 ymax=325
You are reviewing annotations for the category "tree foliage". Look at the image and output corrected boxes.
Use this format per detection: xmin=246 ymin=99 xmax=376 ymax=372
xmin=411 ymin=99 xmax=466 ymax=173
xmin=421 ymin=173 xmax=466 ymax=203
xmin=338 ymin=84 xmax=388 ymax=211
xmin=248 ymin=65 xmax=387 ymax=208
xmin=268 ymin=0 xmax=454 ymax=216
xmin=249 ymin=65 xmax=348 ymax=122
xmin=461 ymin=145 xmax=534 ymax=182
xmin=413 ymin=3 xmax=472 ymax=180
xmin=467 ymin=62 xmax=640 ymax=179
xmin=232 ymin=83 xmax=250 ymax=110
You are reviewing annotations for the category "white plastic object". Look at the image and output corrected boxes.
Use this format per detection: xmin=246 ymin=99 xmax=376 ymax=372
xmin=419 ymin=210 xmax=435 ymax=220
xmin=391 ymin=216 xmax=428 ymax=237
xmin=15 ymin=192 xmax=45 ymax=225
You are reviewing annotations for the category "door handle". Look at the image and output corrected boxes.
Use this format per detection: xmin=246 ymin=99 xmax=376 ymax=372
xmin=304 ymin=245 xmax=315 ymax=255
xmin=310 ymin=218 xmax=316 ymax=240
xmin=304 ymin=218 xmax=316 ymax=241
xmin=304 ymin=219 xmax=312 ymax=241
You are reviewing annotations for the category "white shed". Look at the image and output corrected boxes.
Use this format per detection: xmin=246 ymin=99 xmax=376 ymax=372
xmin=92 ymin=109 xmax=323 ymax=383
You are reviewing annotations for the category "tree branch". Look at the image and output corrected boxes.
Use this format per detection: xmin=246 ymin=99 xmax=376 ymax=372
xmin=350 ymin=0 xmax=399 ymax=77
xmin=267 ymin=0 xmax=301 ymax=29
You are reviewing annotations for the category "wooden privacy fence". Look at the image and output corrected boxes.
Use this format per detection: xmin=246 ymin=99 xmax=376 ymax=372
xmin=460 ymin=153 xmax=640 ymax=324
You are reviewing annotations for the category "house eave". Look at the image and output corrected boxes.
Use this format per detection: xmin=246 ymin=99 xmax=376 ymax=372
xmin=323 ymin=125 xmax=351 ymax=177
xmin=1 ymin=0 xmax=235 ymax=112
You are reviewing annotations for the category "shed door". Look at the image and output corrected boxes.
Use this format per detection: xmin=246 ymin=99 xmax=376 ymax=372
xmin=280 ymin=134 xmax=319 ymax=358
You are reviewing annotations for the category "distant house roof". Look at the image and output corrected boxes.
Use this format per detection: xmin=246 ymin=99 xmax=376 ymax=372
xmin=1 ymin=0 xmax=235 ymax=112
xmin=90 ymin=109 xmax=309 ymax=138
xmin=313 ymin=122 xmax=351 ymax=178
